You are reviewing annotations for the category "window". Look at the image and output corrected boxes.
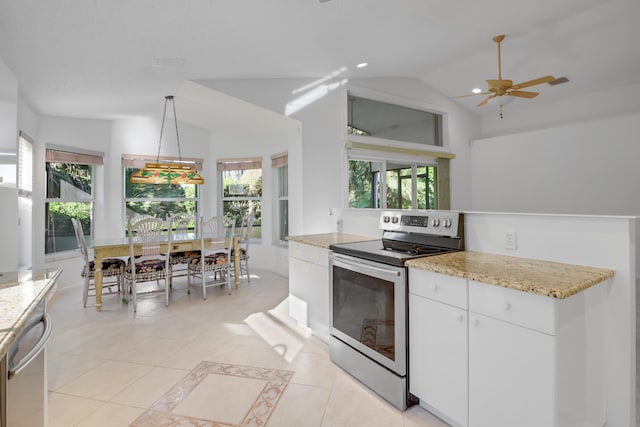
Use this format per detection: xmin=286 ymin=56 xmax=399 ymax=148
xmin=45 ymin=148 xmax=102 ymax=254
xmin=18 ymin=132 xmax=33 ymax=198
xmin=122 ymin=154 xmax=201 ymax=228
xmin=347 ymin=93 xmax=443 ymax=146
xmin=272 ymin=152 xmax=288 ymax=243
xmin=218 ymin=157 xmax=262 ymax=238
xmin=348 ymin=158 xmax=437 ymax=210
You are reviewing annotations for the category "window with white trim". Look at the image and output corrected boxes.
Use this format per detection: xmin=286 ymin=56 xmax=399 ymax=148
xmin=45 ymin=148 xmax=101 ymax=254
xmin=348 ymin=157 xmax=437 ymax=209
xmin=218 ymin=157 xmax=262 ymax=238
xmin=122 ymin=154 xmax=201 ymax=229
xmin=272 ymin=152 xmax=288 ymax=243
xmin=18 ymin=132 xmax=33 ymax=198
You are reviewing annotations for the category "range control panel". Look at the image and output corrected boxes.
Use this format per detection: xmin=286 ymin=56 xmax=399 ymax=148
xmin=379 ymin=210 xmax=462 ymax=237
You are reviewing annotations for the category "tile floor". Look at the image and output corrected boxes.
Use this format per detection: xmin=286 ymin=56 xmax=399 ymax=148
xmin=47 ymin=270 xmax=449 ymax=427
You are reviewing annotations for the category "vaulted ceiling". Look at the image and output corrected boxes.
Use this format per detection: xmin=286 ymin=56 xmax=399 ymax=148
xmin=1 ymin=0 xmax=639 ymax=123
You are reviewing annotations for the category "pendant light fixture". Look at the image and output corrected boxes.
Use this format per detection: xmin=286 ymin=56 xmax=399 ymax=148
xmin=129 ymin=95 xmax=205 ymax=185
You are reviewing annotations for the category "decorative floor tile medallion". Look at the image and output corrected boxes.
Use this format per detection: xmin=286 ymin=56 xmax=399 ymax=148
xmin=131 ymin=362 xmax=294 ymax=427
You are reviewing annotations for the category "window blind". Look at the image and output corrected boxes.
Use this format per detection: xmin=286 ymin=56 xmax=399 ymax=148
xmin=345 ymin=141 xmax=455 ymax=160
xmin=47 ymin=149 xmax=104 ymax=165
xmin=217 ymin=157 xmax=262 ymax=171
xmin=271 ymin=152 xmax=288 ymax=168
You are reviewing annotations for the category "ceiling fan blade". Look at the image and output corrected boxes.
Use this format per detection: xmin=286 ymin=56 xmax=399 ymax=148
xmin=476 ymin=95 xmax=496 ymax=107
xmin=510 ymin=75 xmax=555 ymax=90
xmin=508 ymin=90 xmax=539 ymax=99
xmin=453 ymin=92 xmax=490 ymax=99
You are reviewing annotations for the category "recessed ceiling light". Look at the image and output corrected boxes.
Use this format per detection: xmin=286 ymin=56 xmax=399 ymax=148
xmin=356 ymin=62 xmax=368 ymax=68
xmin=472 ymin=88 xmax=482 ymax=94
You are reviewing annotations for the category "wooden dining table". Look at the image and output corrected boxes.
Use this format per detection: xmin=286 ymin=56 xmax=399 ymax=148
xmin=91 ymin=233 xmax=240 ymax=312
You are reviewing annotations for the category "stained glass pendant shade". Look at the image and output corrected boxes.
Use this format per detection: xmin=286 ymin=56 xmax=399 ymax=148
xmin=129 ymin=95 xmax=205 ymax=185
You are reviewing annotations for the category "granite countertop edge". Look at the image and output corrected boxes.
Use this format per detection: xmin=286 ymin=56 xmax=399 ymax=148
xmin=0 ymin=269 xmax=61 ymax=359
xmin=406 ymin=251 xmax=615 ymax=299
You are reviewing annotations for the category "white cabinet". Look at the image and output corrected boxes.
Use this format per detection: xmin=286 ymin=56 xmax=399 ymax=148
xmin=288 ymin=241 xmax=330 ymax=342
xmin=409 ymin=269 xmax=468 ymax=427
xmin=408 ymin=270 xmax=607 ymax=427
xmin=468 ymin=312 xmax=555 ymax=427
xmin=468 ymin=280 xmax=606 ymax=427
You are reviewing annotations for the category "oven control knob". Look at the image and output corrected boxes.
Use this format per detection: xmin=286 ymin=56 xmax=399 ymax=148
xmin=443 ymin=218 xmax=452 ymax=228
xmin=391 ymin=216 xmax=399 ymax=224
xmin=383 ymin=216 xmax=391 ymax=223
xmin=431 ymin=218 xmax=440 ymax=227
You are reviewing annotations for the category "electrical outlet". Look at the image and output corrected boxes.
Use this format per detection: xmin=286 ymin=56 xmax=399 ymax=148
xmin=505 ymin=231 xmax=517 ymax=250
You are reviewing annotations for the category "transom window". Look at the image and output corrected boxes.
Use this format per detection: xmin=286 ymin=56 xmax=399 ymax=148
xmin=347 ymin=93 xmax=443 ymax=147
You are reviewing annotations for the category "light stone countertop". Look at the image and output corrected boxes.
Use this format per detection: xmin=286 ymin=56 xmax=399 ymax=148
xmin=0 ymin=268 xmax=61 ymax=359
xmin=406 ymin=251 xmax=614 ymax=299
xmin=288 ymin=233 xmax=377 ymax=249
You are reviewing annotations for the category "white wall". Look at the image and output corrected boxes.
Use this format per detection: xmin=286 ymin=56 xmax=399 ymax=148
xmin=471 ymin=111 xmax=640 ymax=215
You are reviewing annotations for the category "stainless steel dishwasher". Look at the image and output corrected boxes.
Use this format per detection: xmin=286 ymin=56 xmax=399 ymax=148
xmin=1 ymin=297 xmax=51 ymax=427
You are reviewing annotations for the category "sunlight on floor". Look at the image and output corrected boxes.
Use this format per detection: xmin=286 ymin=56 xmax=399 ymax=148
xmin=244 ymin=297 xmax=312 ymax=363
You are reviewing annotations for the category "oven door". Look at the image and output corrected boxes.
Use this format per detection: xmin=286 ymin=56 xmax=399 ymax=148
xmin=329 ymin=252 xmax=407 ymax=376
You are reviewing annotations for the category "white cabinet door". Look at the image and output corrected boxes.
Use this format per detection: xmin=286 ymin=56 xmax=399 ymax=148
xmin=468 ymin=312 xmax=555 ymax=427
xmin=288 ymin=253 xmax=330 ymax=342
xmin=409 ymin=294 xmax=468 ymax=427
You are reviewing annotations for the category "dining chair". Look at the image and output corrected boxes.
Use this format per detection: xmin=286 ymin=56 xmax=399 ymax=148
xmin=233 ymin=212 xmax=254 ymax=283
xmin=168 ymin=213 xmax=199 ymax=285
xmin=124 ymin=217 xmax=172 ymax=311
xmin=71 ymin=218 xmax=125 ymax=308
xmin=187 ymin=215 xmax=235 ymax=299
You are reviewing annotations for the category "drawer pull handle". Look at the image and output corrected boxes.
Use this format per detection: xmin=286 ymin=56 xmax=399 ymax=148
xmin=432 ymin=284 xmax=438 ymax=292
xmin=457 ymin=314 xmax=464 ymax=322
xmin=473 ymin=318 xmax=479 ymax=326
xmin=504 ymin=302 xmax=511 ymax=311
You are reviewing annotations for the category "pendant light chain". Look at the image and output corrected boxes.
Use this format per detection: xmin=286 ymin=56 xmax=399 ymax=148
xmin=171 ymin=96 xmax=183 ymax=163
xmin=155 ymin=95 xmax=183 ymax=164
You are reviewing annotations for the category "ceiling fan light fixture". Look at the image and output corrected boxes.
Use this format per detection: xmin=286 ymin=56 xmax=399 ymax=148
xmin=129 ymin=96 xmax=205 ymax=185
xmin=472 ymin=88 xmax=482 ymax=94
xmin=486 ymin=95 xmax=514 ymax=107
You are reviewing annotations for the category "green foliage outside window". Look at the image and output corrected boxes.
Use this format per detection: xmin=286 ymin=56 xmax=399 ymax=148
xmin=348 ymin=159 xmax=437 ymax=210
xmin=45 ymin=162 xmax=93 ymax=254
xmin=124 ymin=168 xmax=197 ymax=221
xmin=222 ymin=169 xmax=262 ymax=237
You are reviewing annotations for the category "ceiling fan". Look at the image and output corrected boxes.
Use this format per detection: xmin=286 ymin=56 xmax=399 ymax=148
xmin=455 ymin=35 xmax=556 ymax=107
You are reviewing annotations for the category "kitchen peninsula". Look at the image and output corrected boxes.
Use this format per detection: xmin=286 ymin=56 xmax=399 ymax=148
xmin=0 ymin=269 xmax=60 ymax=359
xmin=288 ymin=209 xmax=634 ymax=426
xmin=0 ymin=268 xmax=60 ymax=426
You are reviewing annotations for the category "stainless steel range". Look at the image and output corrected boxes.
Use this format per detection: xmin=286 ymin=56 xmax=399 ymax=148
xmin=328 ymin=210 xmax=464 ymax=410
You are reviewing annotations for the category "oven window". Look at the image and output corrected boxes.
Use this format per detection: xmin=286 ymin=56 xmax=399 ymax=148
xmin=332 ymin=266 xmax=395 ymax=361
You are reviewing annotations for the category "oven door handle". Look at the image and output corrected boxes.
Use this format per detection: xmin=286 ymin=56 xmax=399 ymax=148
xmin=330 ymin=253 xmax=401 ymax=277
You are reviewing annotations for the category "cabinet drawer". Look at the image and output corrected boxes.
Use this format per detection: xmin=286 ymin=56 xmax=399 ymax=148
xmin=469 ymin=280 xmax=558 ymax=335
xmin=289 ymin=241 xmax=329 ymax=267
xmin=409 ymin=268 xmax=468 ymax=309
